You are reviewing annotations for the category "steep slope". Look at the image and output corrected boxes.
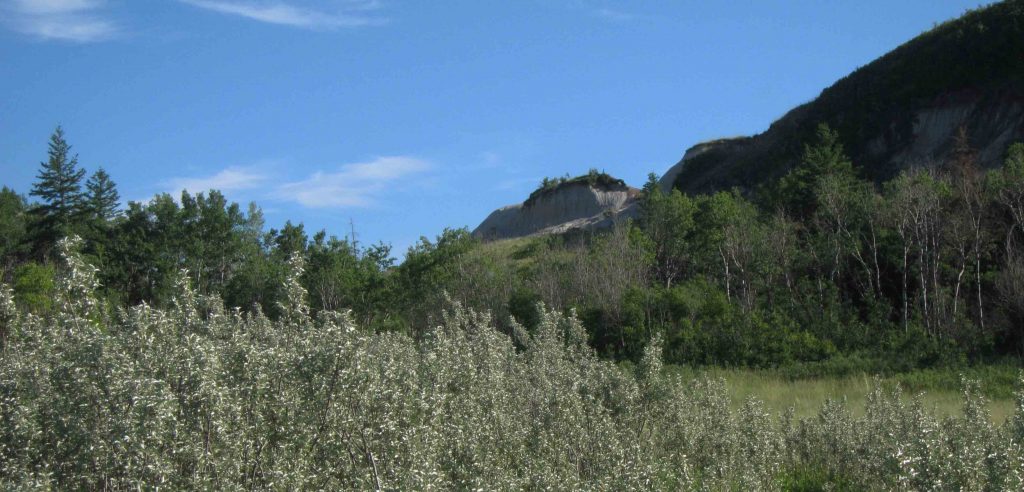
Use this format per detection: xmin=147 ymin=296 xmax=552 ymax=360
xmin=473 ymin=178 xmax=640 ymax=241
xmin=668 ymin=0 xmax=1024 ymax=194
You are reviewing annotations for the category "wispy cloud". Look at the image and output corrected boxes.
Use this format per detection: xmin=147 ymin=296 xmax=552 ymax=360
xmin=163 ymin=166 xmax=270 ymax=197
xmin=592 ymin=7 xmax=636 ymax=22
xmin=1 ymin=0 xmax=118 ymax=42
xmin=276 ymin=156 xmax=430 ymax=208
xmin=177 ymin=0 xmax=386 ymax=29
xmin=494 ymin=176 xmax=540 ymax=191
xmin=559 ymin=1 xmax=641 ymax=23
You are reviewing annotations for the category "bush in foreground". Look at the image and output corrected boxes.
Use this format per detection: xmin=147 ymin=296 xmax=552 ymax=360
xmin=1 ymin=238 xmax=1023 ymax=490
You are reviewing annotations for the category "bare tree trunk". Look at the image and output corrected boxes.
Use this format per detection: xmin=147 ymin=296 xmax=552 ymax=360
xmin=953 ymin=259 xmax=966 ymax=319
xmin=871 ymin=221 xmax=883 ymax=299
xmin=901 ymin=244 xmax=909 ymax=332
xmin=975 ymin=231 xmax=985 ymax=331
xmin=719 ymin=247 xmax=730 ymax=303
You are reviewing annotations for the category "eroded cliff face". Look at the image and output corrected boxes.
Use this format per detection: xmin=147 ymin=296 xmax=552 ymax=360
xmin=868 ymin=93 xmax=1024 ymax=171
xmin=669 ymin=88 xmax=1024 ymax=194
xmin=473 ymin=182 xmax=639 ymax=241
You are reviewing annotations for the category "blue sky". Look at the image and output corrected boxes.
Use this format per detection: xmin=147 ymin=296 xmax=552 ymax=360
xmin=0 ymin=0 xmax=989 ymax=257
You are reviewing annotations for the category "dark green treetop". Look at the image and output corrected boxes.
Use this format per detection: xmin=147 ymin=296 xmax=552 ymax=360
xmin=772 ymin=123 xmax=857 ymax=217
xmin=29 ymin=126 xmax=87 ymax=254
xmin=85 ymin=167 xmax=121 ymax=222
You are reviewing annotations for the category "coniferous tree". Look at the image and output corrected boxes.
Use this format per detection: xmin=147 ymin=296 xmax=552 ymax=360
xmin=29 ymin=126 xmax=86 ymax=254
xmin=84 ymin=167 xmax=120 ymax=222
xmin=79 ymin=168 xmax=122 ymax=299
xmin=773 ymin=123 xmax=856 ymax=218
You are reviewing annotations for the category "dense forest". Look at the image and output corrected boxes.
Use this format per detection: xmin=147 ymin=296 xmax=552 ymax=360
xmin=3 ymin=125 xmax=1024 ymax=375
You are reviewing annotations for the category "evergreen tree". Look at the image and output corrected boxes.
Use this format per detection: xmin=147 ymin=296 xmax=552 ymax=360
xmin=772 ymin=123 xmax=856 ymax=217
xmin=84 ymin=167 xmax=120 ymax=222
xmin=29 ymin=126 xmax=87 ymax=253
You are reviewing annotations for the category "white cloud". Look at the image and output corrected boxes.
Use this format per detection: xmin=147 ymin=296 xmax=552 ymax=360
xmin=178 ymin=0 xmax=386 ymax=29
xmin=2 ymin=0 xmax=118 ymax=42
xmin=276 ymin=156 xmax=430 ymax=208
xmin=164 ymin=166 xmax=270 ymax=196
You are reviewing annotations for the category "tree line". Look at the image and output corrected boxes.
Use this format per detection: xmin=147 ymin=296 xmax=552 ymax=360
xmin=1 ymin=127 xmax=405 ymax=325
xmin=2 ymin=125 xmax=1024 ymax=372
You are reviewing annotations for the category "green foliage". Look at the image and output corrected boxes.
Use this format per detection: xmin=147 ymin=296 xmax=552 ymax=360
xmin=771 ymin=123 xmax=857 ymax=217
xmin=83 ymin=167 xmax=120 ymax=222
xmin=12 ymin=262 xmax=54 ymax=315
xmin=394 ymin=227 xmax=479 ymax=333
xmin=640 ymin=173 xmax=697 ymax=287
xmin=0 ymin=187 xmax=29 ymax=269
xmin=507 ymin=287 xmax=541 ymax=331
xmin=303 ymin=231 xmax=393 ymax=326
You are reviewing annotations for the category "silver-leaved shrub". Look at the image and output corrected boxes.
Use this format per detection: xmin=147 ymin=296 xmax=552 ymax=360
xmin=1 ymin=238 xmax=1023 ymax=490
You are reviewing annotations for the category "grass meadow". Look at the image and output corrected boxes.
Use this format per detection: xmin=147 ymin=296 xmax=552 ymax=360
xmin=667 ymin=365 xmax=1020 ymax=423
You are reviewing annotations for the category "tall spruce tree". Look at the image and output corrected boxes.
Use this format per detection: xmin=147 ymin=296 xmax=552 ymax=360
xmin=85 ymin=168 xmax=121 ymax=222
xmin=29 ymin=126 xmax=86 ymax=253
xmin=772 ymin=123 xmax=856 ymax=217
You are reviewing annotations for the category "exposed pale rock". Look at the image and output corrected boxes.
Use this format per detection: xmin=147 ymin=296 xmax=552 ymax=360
xmin=473 ymin=182 xmax=639 ymax=241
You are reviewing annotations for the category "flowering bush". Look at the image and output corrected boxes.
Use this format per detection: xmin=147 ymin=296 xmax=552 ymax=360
xmin=1 ymin=240 xmax=1022 ymax=490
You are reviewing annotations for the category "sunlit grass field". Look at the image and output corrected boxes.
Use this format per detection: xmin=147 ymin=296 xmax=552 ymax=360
xmin=665 ymin=365 xmax=1020 ymax=423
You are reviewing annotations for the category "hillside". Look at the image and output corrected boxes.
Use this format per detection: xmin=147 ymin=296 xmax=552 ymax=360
xmin=668 ymin=0 xmax=1024 ymax=193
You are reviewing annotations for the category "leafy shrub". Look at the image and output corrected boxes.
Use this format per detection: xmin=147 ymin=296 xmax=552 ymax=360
xmin=2 ymin=238 xmax=1024 ymax=489
xmin=12 ymin=262 xmax=54 ymax=315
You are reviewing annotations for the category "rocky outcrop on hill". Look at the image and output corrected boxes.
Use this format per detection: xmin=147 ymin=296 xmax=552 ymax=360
xmin=473 ymin=181 xmax=639 ymax=241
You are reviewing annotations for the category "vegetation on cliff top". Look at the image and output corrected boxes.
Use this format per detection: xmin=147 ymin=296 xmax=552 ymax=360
xmin=525 ymin=168 xmax=629 ymax=207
